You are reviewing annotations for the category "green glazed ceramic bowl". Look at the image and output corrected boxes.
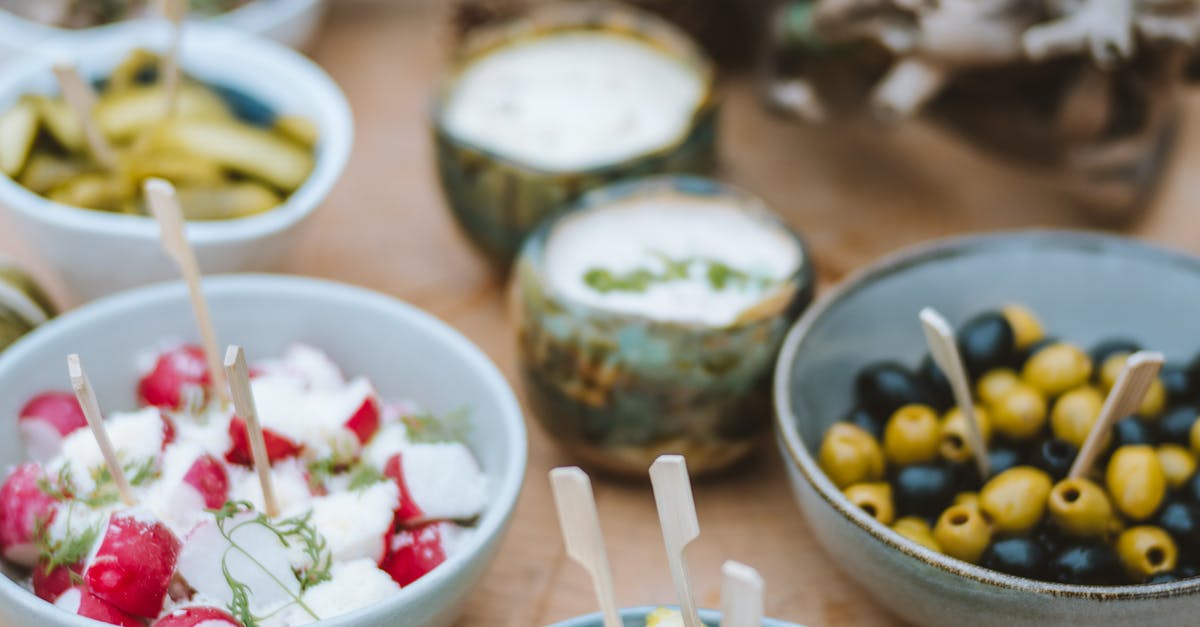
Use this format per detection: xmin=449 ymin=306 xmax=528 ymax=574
xmin=432 ymin=1 xmax=718 ymax=267
xmin=514 ymin=175 xmax=814 ymax=477
xmin=547 ymin=606 xmax=805 ymax=627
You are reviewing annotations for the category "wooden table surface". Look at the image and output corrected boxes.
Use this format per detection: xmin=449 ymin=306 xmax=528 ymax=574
xmin=5 ymin=3 xmax=1200 ymax=626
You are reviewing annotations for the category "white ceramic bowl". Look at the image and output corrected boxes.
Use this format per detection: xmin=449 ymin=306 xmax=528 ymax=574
xmin=0 ymin=0 xmax=329 ymax=61
xmin=547 ymin=606 xmax=804 ymax=627
xmin=0 ymin=274 xmax=527 ymax=626
xmin=0 ymin=22 xmax=353 ymax=302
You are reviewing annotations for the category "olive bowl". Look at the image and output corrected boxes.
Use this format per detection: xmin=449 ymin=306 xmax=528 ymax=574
xmin=432 ymin=0 xmax=717 ymax=267
xmin=773 ymin=231 xmax=1200 ymax=626
xmin=546 ymin=606 xmax=805 ymax=627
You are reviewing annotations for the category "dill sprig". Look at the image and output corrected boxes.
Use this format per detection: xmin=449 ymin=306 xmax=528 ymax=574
xmin=346 ymin=464 xmax=386 ymax=491
xmin=582 ymin=254 xmax=773 ymax=294
xmin=403 ymin=407 xmax=471 ymax=444
xmin=37 ymin=458 xmax=159 ymax=508
xmin=33 ymin=505 xmax=101 ymax=577
xmin=209 ymin=501 xmax=333 ymax=626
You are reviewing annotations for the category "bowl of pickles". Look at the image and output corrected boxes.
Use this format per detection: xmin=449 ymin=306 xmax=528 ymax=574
xmin=774 ymin=231 xmax=1200 ymax=627
xmin=0 ymin=21 xmax=351 ymax=300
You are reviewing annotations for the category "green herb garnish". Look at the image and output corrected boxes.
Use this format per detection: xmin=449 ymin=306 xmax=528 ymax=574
xmin=582 ymin=255 xmax=773 ymax=294
xmin=37 ymin=458 xmax=159 ymax=508
xmin=347 ymin=464 xmax=386 ymax=491
xmin=33 ymin=505 xmax=100 ymax=579
xmin=403 ymin=407 xmax=472 ymax=444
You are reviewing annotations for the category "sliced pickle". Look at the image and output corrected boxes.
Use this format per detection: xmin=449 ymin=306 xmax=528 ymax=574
xmin=27 ymin=95 xmax=84 ymax=152
xmin=48 ymin=173 xmax=134 ymax=212
xmin=274 ymin=114 xmax=319 ymax=149
xmin=0 ymin=100 xmax=38 ymax=177
xmin=106 ymin=48 xmax=162 ymax=92
xmin=175 ymin=182 xmax=282 ymax=220
xmin=18 ymin=154 xmax=93 ymax=195
xmin=149 ymin=119 xmax=314 ymax=191
xmin=95 ymin=83 xmax=232 ymax=141
xmin=120 ymin=150 xmax=225 ymax=187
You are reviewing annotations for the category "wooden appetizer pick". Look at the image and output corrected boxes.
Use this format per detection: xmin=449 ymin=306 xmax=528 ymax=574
xmin=549 ymin=467 xmax=621 ymax=627
xmin=67 ymin=354 xmax=136 ymax=506
xmin=159 ymin=0 xmax=187 ymax=116
xmin=224 ymin=344 xmax=280 ymax=518
xmin=50 ymin=63 xmax=117 ymax=169
xmin=719 ymin=560 xmax=764 ymax=627
xmin=144 ymin=178 xmax=230 ymax=406
xmin=919 ymin=307 xmax=991 ymax=479
xmin=649 ymin=455 xmax=703 ymax=627
xmin=1069 ymin=350 xmax=1164 ymax=478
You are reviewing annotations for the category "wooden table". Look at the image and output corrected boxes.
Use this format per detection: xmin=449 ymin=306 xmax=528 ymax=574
xmin=5 ymin=3 xmax=1200 ymax=626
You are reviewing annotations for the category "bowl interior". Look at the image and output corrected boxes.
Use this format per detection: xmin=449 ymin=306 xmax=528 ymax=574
xmin=0 ymin=275 xmax=526 ymax=624
xmin=548 ymin=606 xmax=803 ymax=627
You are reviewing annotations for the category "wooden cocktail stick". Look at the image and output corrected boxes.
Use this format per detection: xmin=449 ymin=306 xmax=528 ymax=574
xmin=51 ymin=63 xmax=117 ymax=169
xmin=144 ymin=178 xmax=230 ymax=407
xmin=67 ymin=354 xmax=136 ymax=506
xmin=1069 ymin=351 xmax=1164 ymax=478
xmin=549 ymin=467 xmax=621 ymax=627
xmin=920 ymin=307 xmax=991 ymax=478
xmin=158 ymin=0 xmax=187 ymax=116
xmin=719 ymin=561 xmax=764 ymax=627
xmin=649 ymin=455 xmax=703 ymax=627
xmin=224 ymin=345 xmax=280 ymax=518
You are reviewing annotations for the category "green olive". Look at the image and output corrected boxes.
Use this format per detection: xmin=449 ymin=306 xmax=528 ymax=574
xmin=953 ymin=492 xmax=980 ymax=510
xmin=893 ymin=516 xmax=940 ymax=551
xmin=845 ymin=482 xmax=895 ymax=525
xmin=1047 ymin=478 xmax=1114 ymax=539
xmin=819 ymin=423 xmax=886 ymax=488
xmin=884 ymin=404 xmax=941 ymax=466
xmin=1106 ymin=445 xmax=1166 ymax=521
xmin=977 ymin=369 xmax=1020 ymax=408
xmin=1099 ymin=353 xmax=1166 ymax=418
xmin=1050 ymin=386 xmax=1104 ymax=448
xmin=1022 ymin=342 xmax=1092 ymax=397
xmin=934 ymin=504 xmax=992 ymax=563
xmin=1099 ymin=352 xmax=1132 ymax=390
xmin=980 ymin=466 xmax=1053 ymax=534
xmin=939 ymin=405 xmax=992 ymax=463
xmin=1156 ymin=444 xmax=1196 ymax=490
xmin=1116 ymin=526 xmax=1177 ymax=582
xmin=991 ymin=382 xmax=1048 ymax=440
xmin=1001 ymin=304 xmax=1044 ymax=350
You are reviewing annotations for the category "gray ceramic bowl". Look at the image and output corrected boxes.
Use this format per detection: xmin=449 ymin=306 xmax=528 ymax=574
xmin=774 ymin=231 xmax=1200 ymax=627
xmin=547 ymin=606 xmax=804 ymax=626
xmin=0 ymin=275 xmax=527 ymax=627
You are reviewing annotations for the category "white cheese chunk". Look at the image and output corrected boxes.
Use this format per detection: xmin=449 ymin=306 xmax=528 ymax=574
xmin=53 ymin=407 xmax=164 ymax=493
xmin=361 ymin=422 xmax=409 ymax=471
xmin=309 ymin=481 xmax=399 ymax=563
xmin=228 ymin=460 xmax=313 ymax=518
xmin=401 ymin=443 xmax=488 ymax=521
xmin=276 ymin=558 xmax=400 ymax=626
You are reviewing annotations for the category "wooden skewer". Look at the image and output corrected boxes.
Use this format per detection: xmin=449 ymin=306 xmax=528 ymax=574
xmin=919 ymin=307 xmax=991 ymax=479
xmin=67 ymin=354 xmax=136 ymax=506
xmin=1069 ymin=350 xmax=1164 ymax=478
xmin=224 ymin=345 xmax=280 ymax=518
xmin=548 ymin=467 xmax=621 ymax=627
xmin=158 ymin=0 xmax=187 ymax=117
xmin=51 ymin=63 xmax=117 ymax=169
xmin=719 ymin=561 xmax=764 ymax=627
xmin=649 ymin=455 xmax=703 ymax=627
xmin=144 ymin=178 xmax=230 ymax=407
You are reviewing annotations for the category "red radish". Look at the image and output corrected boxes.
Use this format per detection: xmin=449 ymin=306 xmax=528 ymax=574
xmin=18 ymin=392 xmax=87 ymax=462
xmin=153 ymin=606 xmax=242 ymax=626
xmin=380 ymin=522 xmax=446 ymax=587
xmin=182 ymin=455 xmax=229 ymax=509
xmin=85 ymin=513 xmax=181 ymax=617
xmin=139 ymin=345 xmax=209 ymax=409
xmin=32 ymin=559 xmax=83 ymax=602
xmin=55 ymin=586 xmax=142 ymax=627
xmin=224 ymin=417 xmax=301 ymax=466
xmin=0 ymin=463 xmax=58 ymax=567
xmin=344 ymin=396 xmax=380 ymax=445
xmin=383 ymin=453 xmax=423 ymax=525
xmin=161 ymin=413 xmax=177 ymax=449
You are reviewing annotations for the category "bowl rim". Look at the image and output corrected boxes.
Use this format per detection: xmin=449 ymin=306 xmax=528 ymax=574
xmin=773 ymin=229 xmax=1200 ymax=601
xmin=0 ymin=274 xmax=528 ymax=625
xmin=0 ymin=20 xmax=352 ymax=246
xmin=545 ymin=605 xmax=803 ymax=626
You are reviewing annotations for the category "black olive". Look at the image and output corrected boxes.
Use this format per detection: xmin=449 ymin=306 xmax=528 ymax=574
xmin=845 ymin=406 xmax=883 ymax=440
xmin=892 ymin=463 xmax=957 ymax=517
xmin=982 ymin=537 xmax=1047 ymax=579
xmin=1113 ymin=416 xmax=1156 ymax=447
xmin=1179 ymin=564 xmax=1199 ymax=579
xmin=1158 ymin=406 xmax=1199 ymax=445
xmin=1050 ymin=544 xmax=1120 ymax=585
xmin=1089 ymin=339 xmax=1142 ymax=369
xmin=1031 ymin=439 xmax=1077 ymax=480
xmin=855 ymin=362 xmax=927 ymax=421
xmin=917 ymin=354 xmax=953 ymax=411
xmin=1147 ymin=572 xmax=1180 ymax=584
xmin=1162 ymin=364 xmax=1196 ymax=405
xmin=956 ymin=313 xmax=1016 ymax=378
xmin=1187 ymin=473 xmax=1200 ymax=505
xmin=1034 ymin=524 xmax=1068 ymax=556
xmin=987 ymin=442 xmax=1024 ymax=476
xmin=1158 ymin=501 xmax=1200 ymax=553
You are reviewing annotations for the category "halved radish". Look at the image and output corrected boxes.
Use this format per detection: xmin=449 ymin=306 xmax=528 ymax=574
xmin=383 ymin=453 xmax=423 ymax=525
xmin=55 ymin=586 xmax=142 ymax=627
xmin=379 ymin=522 xmax=446 ymax=587
xmin=85 ymin=513 xmax=181 ymax=617
xmin=32 ymin=559 xmax=83 ymax=602
xmin=176 ymin=513 xmax=300 ymax=618
xmin=153 ymin=606 xmax=242 ymax=626
xmin=344 ymin=396 xmax=380 ymax=445
xmin=139 ymin=345 xmax=209 ymax=410
xmin=0 ymin=463 xmax=58 ymax=567
xmin=181 ymin=454 xmax=229 ymax=509
xmin=160 ymin=413 xmax=177 ymax=449
xmin=18 ymin=392 xmax=87 ymax=462
xmin=224 ymin=417 xmax=302 ymax=466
